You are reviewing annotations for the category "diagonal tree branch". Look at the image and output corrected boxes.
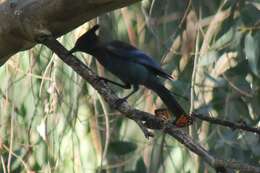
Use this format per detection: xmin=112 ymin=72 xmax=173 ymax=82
xmin=38 ymin=36 xmax=260 ymax=173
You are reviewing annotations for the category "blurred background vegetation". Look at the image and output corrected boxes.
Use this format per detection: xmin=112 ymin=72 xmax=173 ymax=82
xmin=0 ymin=0 xmax=260 ymax=172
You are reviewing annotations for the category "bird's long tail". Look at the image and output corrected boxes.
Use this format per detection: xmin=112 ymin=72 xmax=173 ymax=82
xmin=145 ymin=77 xmax=187 ymax=121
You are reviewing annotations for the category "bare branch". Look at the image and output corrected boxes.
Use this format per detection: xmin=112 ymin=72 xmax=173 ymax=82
xmin=193 ymin=113 xmax=260 ymax=135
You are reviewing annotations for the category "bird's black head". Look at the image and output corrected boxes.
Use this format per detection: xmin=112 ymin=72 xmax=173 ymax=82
xmin=68 ymin=24 xmax=100 ymax=54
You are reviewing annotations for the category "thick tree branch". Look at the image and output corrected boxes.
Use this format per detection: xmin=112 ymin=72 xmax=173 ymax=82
xmin=38 ymin=36 xmax=260 ymax=173
xmin=0 ymin=0 xmax=140 ymax=65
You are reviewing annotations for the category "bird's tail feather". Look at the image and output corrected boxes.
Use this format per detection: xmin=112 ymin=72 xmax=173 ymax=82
xmin=145 ymin=78 xmax=186 ymax=120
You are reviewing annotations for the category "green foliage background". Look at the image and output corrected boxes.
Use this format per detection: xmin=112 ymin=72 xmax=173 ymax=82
xmin=0 ymin=0 xmax=259 ymax=172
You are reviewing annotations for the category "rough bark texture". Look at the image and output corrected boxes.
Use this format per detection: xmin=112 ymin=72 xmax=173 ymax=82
xmin=0 ymin=0 xmax=140 ymax=66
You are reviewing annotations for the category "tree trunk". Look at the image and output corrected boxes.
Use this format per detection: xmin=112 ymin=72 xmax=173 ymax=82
xmin=0 ymin=0 xmax=140 ymax=66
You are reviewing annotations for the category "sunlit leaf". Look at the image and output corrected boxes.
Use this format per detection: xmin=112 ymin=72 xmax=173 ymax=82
xmin=198 ymin=51 xmax=218 ymax=66
xmin=108 ymin=141 xmax=137 ymax=156
xmin=36 ymin=119 xmax=47 ymax=141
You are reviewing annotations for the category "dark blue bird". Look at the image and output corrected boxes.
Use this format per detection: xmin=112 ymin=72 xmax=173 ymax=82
xmin=69 ymin=25 xmax=191 ymax=125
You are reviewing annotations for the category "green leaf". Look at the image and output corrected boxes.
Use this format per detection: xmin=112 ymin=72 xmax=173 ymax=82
xmin=198 ymin=51 xmax=218 ymax=66
xmin=213 ymin=28 xmax=234 ymax=50
xmin=108 ymin=141 xmax=137 ymax=156
xmin=18 ymin=104 xmax=27 ymax=118
xmin=135 ymin=157 xmax=147 ymax=173
xmin=226 ymin=97 xmax=249 ymax=120
xmin=222 ymin=0 xmax=237 ymax=10
xmin=244 ymin=32 xmax=260 ymax=77
xmin=241 ymin=4 xmax=260 ymax=27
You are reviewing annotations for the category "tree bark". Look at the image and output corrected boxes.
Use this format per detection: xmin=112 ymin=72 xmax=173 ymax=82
xmin=0 ymin=0 xmax=140 ymax=66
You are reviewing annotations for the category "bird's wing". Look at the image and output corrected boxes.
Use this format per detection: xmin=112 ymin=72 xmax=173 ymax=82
xmin=105 ymin=41 xmax=173 ymax=80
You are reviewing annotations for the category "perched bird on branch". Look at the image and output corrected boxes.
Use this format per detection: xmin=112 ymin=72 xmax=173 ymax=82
xmin=68 ymin=24 xmax=192 ymax=127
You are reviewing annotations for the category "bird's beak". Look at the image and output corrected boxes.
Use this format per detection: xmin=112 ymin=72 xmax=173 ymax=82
xmin=67 ymin=47 xmax=77 ymax=55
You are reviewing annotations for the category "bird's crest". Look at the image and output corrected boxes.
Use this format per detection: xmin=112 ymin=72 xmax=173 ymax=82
xmin=78 ymin=24 xmax=100 ymax=40
xmin=88 ymin=24 xmax=100 ymax=34
xmin=68 ymin=24 xmax=100 ymax=54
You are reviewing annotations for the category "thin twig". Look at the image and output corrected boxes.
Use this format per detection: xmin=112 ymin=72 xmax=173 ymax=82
xmin=189 ymin=10 xmax=201 ymax=172
xmin=98 ymin=95 xmax=110 ymax=170
xmin=7 ymin=107 xmax=14 ymax=173
xmin=223 ymin=74 xmax=253 ymax=98
xmin=189 ymin=15 xmax=200 ymax=115
xmin=0 ymin=156 xmax=7 ymax=173
xmin=39 ymin=52 xmax=55 ymax=97
xmin=192 ymin=113 xmax=260 ymax=135
xmin=3 ymin=145 xmax=30 ymax=172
